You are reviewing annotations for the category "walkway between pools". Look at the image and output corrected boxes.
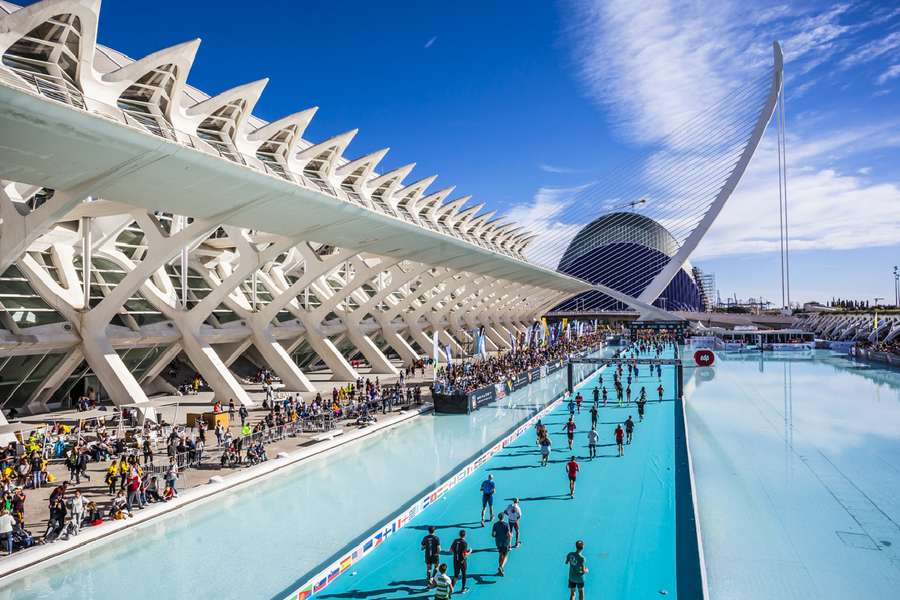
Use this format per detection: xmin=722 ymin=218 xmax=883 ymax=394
xmin=318 ymin=350 xmax=681 ymax=600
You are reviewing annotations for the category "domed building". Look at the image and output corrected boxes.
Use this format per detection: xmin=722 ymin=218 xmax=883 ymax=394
xmin=554 ymin=212 xmax=703 ymax=312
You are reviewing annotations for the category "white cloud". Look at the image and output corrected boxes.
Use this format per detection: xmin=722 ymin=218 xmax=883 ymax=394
xmin=568 ymin=0 xmax=753 ymax=145
xmin=424 ymin=36 xmax=437 ymax=49
xmin=557 ymin=0 xmax=900 ymax=266
xmin=695 ymin=127 xmax=900 ymax=259
xmin=538 ymin=163 xmax=579 ymax=174
xmin=840 ymin=31 xmax=900 ymax=67
xmin=504 ymin=185 xmax=593 ymax=268
xmin=877 ymin=63 xmax=900 ymax=84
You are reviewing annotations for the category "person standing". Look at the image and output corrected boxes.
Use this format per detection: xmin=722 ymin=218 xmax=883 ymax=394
xmin=450 ymin=530 xmax=471 ymax=593
xmin=615 ymin=424 xmax=625 ymax=457
xmin=0 ymin=509 xmax=14 ymax=555
xmin=421 ymin=526 xmax=441 ymax=587
xmin=565 ymin=540 xmax=589 ymax=600
xmin=625 ymin=416 xmax=635 ymax=444
xmin=69 ymin=489 xmax=85 ymax=533
xmin=587 ymin=427 xmax=599 ymax=460
xmin=566 ymin=456 xmax=579 ymax=497
xmin=480 ymin=474 xmax=496 ymax=526
xmin=504 ymin=498 xmax=522 ymax=547
xmin=491 ymin=512 xmax=511 ymax=576
xmin=142 ymin=437 xmax=154 ymax=466
xmin=239 ymin=405 xmax=249 ymax=427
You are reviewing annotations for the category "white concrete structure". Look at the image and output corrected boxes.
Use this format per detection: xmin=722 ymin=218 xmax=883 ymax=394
xmin=0 ymin=0 xmax=589 ymax=418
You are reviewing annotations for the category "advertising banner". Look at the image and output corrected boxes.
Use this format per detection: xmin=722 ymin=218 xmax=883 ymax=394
xmin=468 ymin=385 xmax=496 ymax=410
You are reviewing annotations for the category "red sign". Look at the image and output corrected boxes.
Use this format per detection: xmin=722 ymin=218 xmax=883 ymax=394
xmin=694 ymin=349 xmax=715 ymax=367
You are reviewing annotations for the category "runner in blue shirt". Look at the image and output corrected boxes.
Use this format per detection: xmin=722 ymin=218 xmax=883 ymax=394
xmin=480 ymin=474 xmax=495 ymax=526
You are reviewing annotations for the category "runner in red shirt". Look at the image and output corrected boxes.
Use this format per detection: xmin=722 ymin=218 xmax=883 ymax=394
xmin=615 ymin=424 xmax=625 ymax=457
xmin=562 ymin=417 xmax=576 ymax=450
xmin=566 ymin=456 xmax=579 ymax=497
xmin=575 ymin=392 xmax=583 ymax=414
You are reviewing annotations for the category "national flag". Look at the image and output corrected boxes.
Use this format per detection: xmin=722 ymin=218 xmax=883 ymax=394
xmin=340 ymin=555 xmax=353 ymax=573
xmin=326 ymin=565 xmax=340 ymax=583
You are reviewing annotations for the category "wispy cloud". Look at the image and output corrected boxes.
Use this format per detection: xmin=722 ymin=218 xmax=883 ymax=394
xmin=556 ymin=0 xmax=900 ymax=267
xmin=505 ymin=184 xmax=593 ymax=268
xmin=424 ymin=36 xmax=437 ymax=49
xmin=877 ymin=63 xmax=900 ymax=84
xmin=840 ymin=31 xmax=900 ymax=67
xmin=695 ymin=126 xmax=900 ymax=259
xmin=538 ymin=163 xmax=580 ymax=174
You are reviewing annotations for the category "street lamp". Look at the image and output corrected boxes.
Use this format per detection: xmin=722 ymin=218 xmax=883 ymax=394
xmin=894 ymin=265 xmax=899 ymax=307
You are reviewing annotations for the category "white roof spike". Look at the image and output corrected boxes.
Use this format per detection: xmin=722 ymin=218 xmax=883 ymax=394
xmin=367 ymin=163 xmax=416 ymax=190
xmin=436 ymin=195 xmax=471 ymax=218
xmin=101 ymin=39 xmax=201 ymax=89
xmin=294 ymin=129 xmax=359 ymax=162
xmin=0 ymin=0 xmax=101 ymax=84
xmin=248 ymin=107 xmax=317 ymax=143
xmin=185 ymin=78 xmax=269 ymax=119
xmin=396 ymin=175 xmax=437 ymax=201
xmin=335 ymin=147 xmax=390 ymax=179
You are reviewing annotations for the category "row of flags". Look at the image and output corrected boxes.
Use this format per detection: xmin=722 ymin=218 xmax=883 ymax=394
xmin=431 ymin=320 xmax=599 ymax=365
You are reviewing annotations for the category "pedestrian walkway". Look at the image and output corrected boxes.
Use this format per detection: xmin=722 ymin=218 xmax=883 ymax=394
xmin=319 ymin=353 xmax=679 ymax=599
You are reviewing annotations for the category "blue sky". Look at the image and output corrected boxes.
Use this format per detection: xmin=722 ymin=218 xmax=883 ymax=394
xmin=75 ymin=0 xmax=900 ymax=305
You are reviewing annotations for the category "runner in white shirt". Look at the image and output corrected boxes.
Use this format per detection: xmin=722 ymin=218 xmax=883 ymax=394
xmin=504 ymin=498 xmax=523 ymax=547
xmin=587 ymin=427 xmax=599 ymax=460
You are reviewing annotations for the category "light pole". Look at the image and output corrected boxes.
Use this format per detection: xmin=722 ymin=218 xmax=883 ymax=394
xmin=894 ymin=265 xmax=899 ymax=307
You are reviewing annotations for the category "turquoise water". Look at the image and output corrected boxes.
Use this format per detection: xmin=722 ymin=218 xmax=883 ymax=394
xmin=2 ymin=357 xmax=604 ymax=600
xmin=319 ymin=351 xmax=680 ymax=599
xmin=685 ymin=350 xmax=900 ymax=599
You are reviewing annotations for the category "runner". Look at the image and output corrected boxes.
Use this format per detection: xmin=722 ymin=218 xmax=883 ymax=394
xmin=450 ymin=530 xmax=471 ymax=593
xmin=504 ymin=498 xmax=522 ymax=547
xmin=562 ymin=417 xmax=576 ymax=450
xmin=657 ymin=383 xmax=664 ymax=402
xmin=534 ymin=419 xmax=544 ymax=445
xmin=480 ymin=474 xmax=496 ymax=526
xmin=491 ymin=512 xmax=511 ymax=576
xmin=601 ymin=387 xmax=608 ymax=407
xmin=637 ymin=396 xmax=646 ymax=422
xmin=575 ymin=392 xmax=583 ymax=414
xmin=615 ymin=424 xmax=625 ymax=457
xmin=421 ymin=526 xmax=441 ymax=587
xmin=592 ymin=385 xmax=599 ymax=406
xmin=539 ymin=434 xmax=552 ymax=467
xmin=626 ymin=384 xmax=632 ymax=404
xmin=589 ymin=403 xmax=598 ymax=429
xmin=625 ymin=416 xmax=634 ymax=444
xmin=433 ymin=563 xmax=454 ymax=599
xmin=587 ymin=427 xmax=599 ymax=460
xmin=567 ymin=395 xmax=576 ymax=416
xmin=565 ymin=540 xmax=589 ymax=600
xmin=566 ymin=455 xmax=579 ymax=496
